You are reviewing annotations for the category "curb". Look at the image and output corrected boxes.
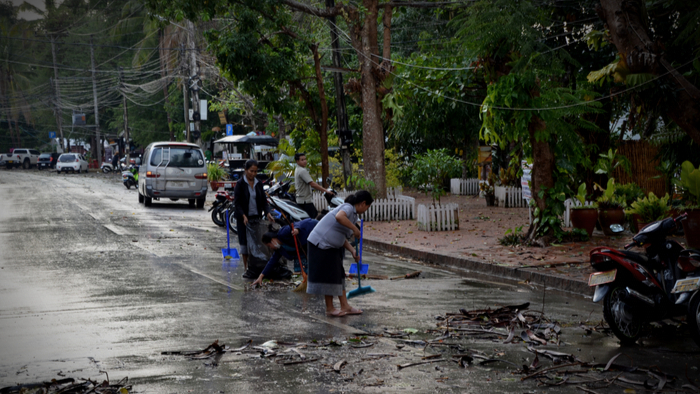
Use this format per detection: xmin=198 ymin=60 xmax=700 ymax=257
xmin=363 ymin=238 xmax=593 ymax=297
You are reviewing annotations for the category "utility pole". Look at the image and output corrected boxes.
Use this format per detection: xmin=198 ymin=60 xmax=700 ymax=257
xmin=50 ymin=36 xmax=65 ymax=152
xmin=181 ymin=44 xmax=191 ymax=142
xmin=89 ymin=35 xmax=102 ymax=166
xmin=118 ymin=67 xmax=130 ymax=164
xmin=188 ymin=20 xmax=201 ymax=144
xmin=325 ymin=0 xmax=352 ymax=183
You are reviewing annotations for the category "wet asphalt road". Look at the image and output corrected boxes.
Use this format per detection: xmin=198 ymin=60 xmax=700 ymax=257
xmin=1 ymin=169 xmax=699 ymax=393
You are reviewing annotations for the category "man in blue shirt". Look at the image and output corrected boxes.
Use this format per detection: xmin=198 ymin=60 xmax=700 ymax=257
xmin=251 ymin=218 xmax=318 ymax=286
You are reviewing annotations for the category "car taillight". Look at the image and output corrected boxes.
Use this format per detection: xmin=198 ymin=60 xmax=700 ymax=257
xmin=75 ymin=159 xmax=79 ymax=162
xmin=195 ymin=173 xmax=207 ymax=179
xmin=50 ymin=157 xmax=53 ymax=162
xmin=146 ymin=171 xmax=160 ymax=178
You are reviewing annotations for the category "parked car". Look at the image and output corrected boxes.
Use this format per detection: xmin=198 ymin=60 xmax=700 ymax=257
xmin=56 ymin=153 xmax=89 ymax=173
xmin=38 ymin=153 xmax=60 ymax=169
xmin=137 ymin=142 xmax=207 ymax=208
xmin=0 ymin=148 xmax=40 ymax=169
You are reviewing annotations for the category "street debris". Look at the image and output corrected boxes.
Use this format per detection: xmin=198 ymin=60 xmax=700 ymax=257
xmin=0 ymin=376 xmax=130 ymax=394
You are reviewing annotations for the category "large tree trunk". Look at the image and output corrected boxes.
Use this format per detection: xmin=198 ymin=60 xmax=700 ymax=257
xmin=357 ymin=0 xmax=386 ymax=197
xmin=526 ymin=117 xmax=555 ymax=241
xmin=311 ymin=44 xmax=330 ymax=188
xmin=597 ymin=0 xmax=700 ymax=145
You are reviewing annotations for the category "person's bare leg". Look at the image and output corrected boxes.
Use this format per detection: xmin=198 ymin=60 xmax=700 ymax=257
xmin=325 ymin=295 xmax=340 ymax=315
xmin=242 ymin=254 xmax=248 ymax=271
xmin=338 ymin=295 xmax=362 ymax=314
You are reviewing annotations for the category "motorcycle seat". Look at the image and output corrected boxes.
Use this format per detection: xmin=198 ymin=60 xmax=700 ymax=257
xmin=620 ymin=250 xmax=649 ymax=264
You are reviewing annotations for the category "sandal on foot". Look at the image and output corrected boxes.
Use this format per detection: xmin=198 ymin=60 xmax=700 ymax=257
xmin=326 ymin=310 xmax=347 ymax=317
xmin=342 ymin=307 xmax=363 ymax=315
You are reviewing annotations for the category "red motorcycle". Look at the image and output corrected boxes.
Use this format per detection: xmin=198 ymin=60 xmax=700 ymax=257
xmin=670 ymin=249 xmax=700 ymax=346
xmin=588 ymin=213 xmax=689 ymax=344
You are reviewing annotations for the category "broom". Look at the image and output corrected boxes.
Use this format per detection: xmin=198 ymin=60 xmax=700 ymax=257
xmin=265 ymin=193 xmax=308 ymax=292
xmin=291 ymin=223 xmax=309 ymax=292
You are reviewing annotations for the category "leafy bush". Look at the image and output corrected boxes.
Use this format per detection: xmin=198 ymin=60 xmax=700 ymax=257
xmin=410 ymin=149 xmax=463 ymax=203
xmin=626 ymin=192 xmax=671 ymax=223
xmin=680 ymin=161 xmax=700 ymax=209
xmin=614 ymin=182 xmax=645 ymax=208
xmin=571 ymin=183 xmax=596 ymax=209
xmin=499 ymin=225 xmax=524 ymax=246
xmin=347 ymin=173 xmax=379 ymax=198
xmin=596 ymin=178 xmax=625 ymax=210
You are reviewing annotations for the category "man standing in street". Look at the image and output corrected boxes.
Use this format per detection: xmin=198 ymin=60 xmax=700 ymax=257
xmin=294 ymin=153 xmax=334 ymax=219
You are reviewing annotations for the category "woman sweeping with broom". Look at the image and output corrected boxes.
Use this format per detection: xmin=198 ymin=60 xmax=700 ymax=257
xmin=306 ymin=190 xmax=373 ymax=317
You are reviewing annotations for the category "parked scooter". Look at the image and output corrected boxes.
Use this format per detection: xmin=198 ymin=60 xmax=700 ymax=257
xmin=210 ymin=190 xmax=234 ymax=227
xmin=122 ymin=166 xmax=138 ymax=189
xmin=588 ymin=213 xmax=688 ymax=344
xmin=669 ymin=249 xmax=700 ymax=346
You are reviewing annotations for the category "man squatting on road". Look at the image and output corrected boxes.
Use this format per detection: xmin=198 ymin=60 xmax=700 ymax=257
xmin=294 ymin=152 xmax=334 ymax=219
xmin=306 ymin=190 xmax=373 ymax=317
xmin=250 ymin=218 xmax=318 ymax=286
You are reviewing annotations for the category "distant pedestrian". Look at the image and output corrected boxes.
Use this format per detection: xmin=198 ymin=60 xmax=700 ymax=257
xmin=112 ymin=153 xmax=119 ymax=171
xmin=306 ymin=190 xmax=373 ymax=317
xmin=234 ymin=159 xmax=275 ymax=272
xmin=294 ymin=152 xmax=334 ymax=219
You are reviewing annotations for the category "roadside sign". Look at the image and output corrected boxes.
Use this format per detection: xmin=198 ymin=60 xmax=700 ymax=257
xmin=49 ymin=131 xmax=56 ymax=139
xmin=521 ymin=160 xmax=532 ymax=201
xmin=226 ymin=124 xmax=233 ymax=136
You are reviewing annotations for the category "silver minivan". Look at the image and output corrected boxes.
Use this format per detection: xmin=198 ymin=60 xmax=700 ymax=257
xmin=138 ymin=142 xmax=208 ymax=208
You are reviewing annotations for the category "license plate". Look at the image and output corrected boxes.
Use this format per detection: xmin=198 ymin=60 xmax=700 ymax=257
xmin=671 ymin=277 xmax=700 ymax=294
xmin=8 ymin=160 xmax=12 ymax=164
xmin=588 ymin=269 xmax=617 ymax=286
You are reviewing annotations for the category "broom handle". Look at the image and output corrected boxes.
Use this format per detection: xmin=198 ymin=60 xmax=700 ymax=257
xmin=357 ymin=219 xmax=363 ymax=288
xmin=291 ymin=223 xmax=307 ymax=281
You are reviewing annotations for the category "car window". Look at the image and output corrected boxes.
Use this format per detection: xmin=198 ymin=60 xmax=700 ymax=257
xmin=39 ymin=154 xmax=51 ymax=158
xmin=59 ymin=154 xmax=76 ymax=162
xmin=150 ymin=147 xmax=204 ymax=168
xmin=30 ymin=150 xmax=40 ymax=155
xmin=15 ymin=149 xmax=26 ymax=154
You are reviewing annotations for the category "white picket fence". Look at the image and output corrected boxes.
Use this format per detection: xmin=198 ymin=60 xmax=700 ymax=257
xmin=494 ymin=186 xmax=528 ymax=208
xmin=417 ymin=203 xmax=460 ymax=232
xmin=562 ymin=198 xmax=594 ymax=227
xmin=450 ymin=178 xmax=481 ymax=195
xmin=312 ymin=187 xmax=414 ymax=221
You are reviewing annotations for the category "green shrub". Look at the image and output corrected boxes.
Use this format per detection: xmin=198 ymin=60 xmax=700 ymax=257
xmin=614 ymin=182 xmax=645 ymax=208
xmin=207 ymin=163 xmax=226 ymax=182
xmin=410 ymin=149 xmax=463 ymax=203
xmin=626 ymin=192 xmax=671 ymax=222
xmin=596 ymin=178 xmax=625 ymax=210
xmin=680 ymin=161 xmax=700 ymax=209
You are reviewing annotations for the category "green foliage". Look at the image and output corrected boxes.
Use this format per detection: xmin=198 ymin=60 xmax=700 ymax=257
xmin=626 ymin=192 xmax=671 ymax=223
xmin=480 ymin=171 xmax=498 ymax=196
xmin=384 ymin=148 xmax=403 ymax=189
xmin=347 ymin=174 xmax=378 ymax=198
xmin=571 ymin=183 xmax=597 ymax=209
xmin=499 ymin=225 xmax=524 ymax=246
xmin=207 ymin=163 xmax=226 ymax=182
xmin=680 ymin=161 xmax=700 ymax=208
xmin=614 ymin=182 xmax=645 ymax=208
xmin=594 ymin=148 xmax=631 ymax=176
xmin=410 ymin=149 xmax=462 ymax=203
xmin=595 ymin=178 xmax=625 ymax=210
xmin=532 ymin=184 xmax=569 ymax=241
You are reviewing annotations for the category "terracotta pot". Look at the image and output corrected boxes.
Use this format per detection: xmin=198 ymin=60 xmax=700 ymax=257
xmin=598 ymin=208 xmax=625 ymax=236
xmin=210 ymin=181 xmax=222 ymax=191
xmin=683 ymin=209 xmax=700 ymax=249
xmin=570 ymin=208 xmax=598 ymax=238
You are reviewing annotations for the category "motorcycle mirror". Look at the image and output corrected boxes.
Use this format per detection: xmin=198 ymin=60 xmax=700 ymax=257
xmin=610 ymin=224 xmax=624 ymax=234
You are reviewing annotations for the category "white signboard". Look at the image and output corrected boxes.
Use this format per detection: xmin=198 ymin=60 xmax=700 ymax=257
xmin=521 ymin=160 xmax=532 ymax=201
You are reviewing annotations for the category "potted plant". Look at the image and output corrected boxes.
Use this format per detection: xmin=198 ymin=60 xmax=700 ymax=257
xmin=680 ymin=161 xmax=700 ymax=248
xmin=207 ymin=163 xmax=226 ymax=191
xmin=596 ymin=178 xmax=626 ymax=236
xmin=480 ymin=171 xmax=497 ymax=206
xmin=570 ymin=183 xmax=598 ymax=237
xmin=625 ymin=192 xmax=671 ymax=232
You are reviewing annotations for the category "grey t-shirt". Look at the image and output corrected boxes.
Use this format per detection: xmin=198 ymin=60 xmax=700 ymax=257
xmin=307 ymin=203 xmax=357 ymax=250
xmin=294 ymin=166 xmax=313 ymax=204
xmin=247 ymin=178 xmax=259 ymax=216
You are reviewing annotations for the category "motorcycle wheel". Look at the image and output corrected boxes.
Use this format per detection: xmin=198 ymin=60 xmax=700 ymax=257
xmin=228 ymin=210 xmax=238 ymax=234
xmin=603 ymin=286 xmax=644 ymax=345
xmin=125 ymin=182 xmax=131 ymax=189
xmin=212 ymin=206 xmax=225 ymax=226
xmin=102 ymin=167 xmax=109 ymax=173
xmin=688 ymin=292 xmax=700 ymax=347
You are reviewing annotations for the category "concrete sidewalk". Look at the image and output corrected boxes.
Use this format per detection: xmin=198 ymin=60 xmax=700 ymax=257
xmin=359 ymin=192 xmax=671 ymax=297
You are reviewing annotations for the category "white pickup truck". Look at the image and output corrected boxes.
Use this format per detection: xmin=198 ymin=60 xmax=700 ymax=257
xmin=0 ymin=148 xmax=41 ymax=169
